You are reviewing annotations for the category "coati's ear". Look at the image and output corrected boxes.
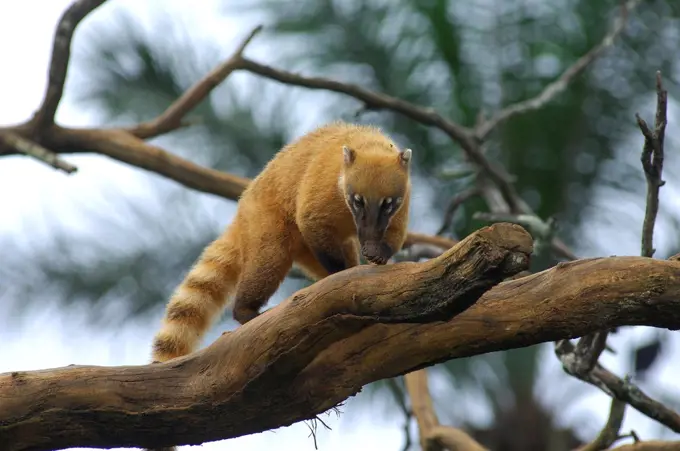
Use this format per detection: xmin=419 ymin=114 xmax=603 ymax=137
xmin=343 ymin=145 xmax=355 ymax=166
xmin=398 ymin=148 xmax=412 ymax=167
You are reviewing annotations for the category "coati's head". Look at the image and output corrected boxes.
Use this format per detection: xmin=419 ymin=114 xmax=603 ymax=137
xmin=341 ymin=143 xmax=412 ymax=265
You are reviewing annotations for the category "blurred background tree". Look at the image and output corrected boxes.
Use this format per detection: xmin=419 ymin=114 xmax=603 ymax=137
xmin=2 ymin=0 xmax=680 ymax=450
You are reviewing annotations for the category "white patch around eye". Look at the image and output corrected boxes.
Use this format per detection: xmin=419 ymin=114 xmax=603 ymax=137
xmin=353 ymin=193 xmax=362 ymax=202
xmin=385 ymin=197 xmax=392 ymax=204
xmin=396 ymin=197 xmax=403 ymax=205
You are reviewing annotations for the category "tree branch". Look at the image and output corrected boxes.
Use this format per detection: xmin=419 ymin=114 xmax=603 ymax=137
xmin=404 ymin=369 xmax=487 ymax=451
xmin=31 ymin=0 xmax=108 ymax=135
xmin=638 ymin=71 xmax=667 ymax=259
xmin=126 ymin=25 xmax=264 ymax=140
xmin=556 ymin=70 xmax=675 ymax=439
xmin=6 ymin=225 xmax=680 ymax=450
xmin=1 ymin=222 xmax=532 ymax=451
xmin=555 ymin=339 xmax=680 ymax=434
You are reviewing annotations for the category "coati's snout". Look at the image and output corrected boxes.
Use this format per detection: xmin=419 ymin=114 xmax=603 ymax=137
xmin=354 ymin=204 xmax=392 ymax=265
xmin=360 ymin=239 xmax=392 ymax=265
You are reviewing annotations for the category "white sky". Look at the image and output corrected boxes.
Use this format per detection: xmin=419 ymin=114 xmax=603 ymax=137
xmin=0 ymin=1 xmax=679 ymax=450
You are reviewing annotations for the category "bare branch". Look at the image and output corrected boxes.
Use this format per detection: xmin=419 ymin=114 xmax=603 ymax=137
xmin=405 ymin=369 xmax=487 ymax=451
xmin=127 ymin=25 xmax=264 ymax=139
xmin=474 ymin=0 xmax=641 ymax=141
xmin=32 ymin=0 xmax=108 ymax=134
xmin=231 ymin=57 xmax=520 ymax=195
xmin=576 ymin=399 xmax=626 ymax=451
xmin=555 ymin=340 xmax=680 ymax=433
xmin=638 ymin=71 xmax=668 ymax=258
xmin=0 ymin=130 xmax=77 ymax=173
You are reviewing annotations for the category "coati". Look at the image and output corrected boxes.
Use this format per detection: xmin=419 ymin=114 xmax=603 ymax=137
xmin=151 ymin=121 xmax=412 ymax=363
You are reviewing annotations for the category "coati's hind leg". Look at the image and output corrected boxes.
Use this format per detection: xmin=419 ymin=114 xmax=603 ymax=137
xmin=232 ymin=214 xmax=297 ymax=324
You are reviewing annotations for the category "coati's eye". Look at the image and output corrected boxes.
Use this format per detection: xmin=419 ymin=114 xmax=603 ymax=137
xmin=352 ymin=193 xmax=364 ymax=208
xmin=381 ymin=197 xmax=394 ymax=215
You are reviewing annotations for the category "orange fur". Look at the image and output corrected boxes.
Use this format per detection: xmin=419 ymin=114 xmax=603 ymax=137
xmin=151 ymin=121 xmax=412 ymax=364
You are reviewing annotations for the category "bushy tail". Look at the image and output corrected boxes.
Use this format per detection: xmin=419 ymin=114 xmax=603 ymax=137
xmin=151 ymin=225 xmax=241 ymax=363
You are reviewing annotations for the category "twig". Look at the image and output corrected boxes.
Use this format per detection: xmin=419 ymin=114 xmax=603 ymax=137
xmin=127 ymin=25 xmax=264 ymax=139
xmin=436 ymin=186 xmax=481 ymax=236
xmin=637 ymin=71 xmax=667 ymax=259
xmin=32 ymin=0 xmax=108 ymax=134
xmin=474 ymin=0 xmax=641 ymax=141
xmin=576 ymin=398 xmax=626 ymax=451
xmin=0 ymin=131 xmax=77 ymax=173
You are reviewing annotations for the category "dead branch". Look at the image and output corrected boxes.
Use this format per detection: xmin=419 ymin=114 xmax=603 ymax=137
xmin=638 ymin=71 xmax=667 ymax=259
xmin=31 ymin=0 xmax=108 ymax=135
xmin=404 ymin=369 xmax=487 ymax=451
xmin=0 ymin=130 xmax=77 ymax=173
xmin=556 ymin=70 xmax=673 ymax=441
xmin=555 ymin=339 xmax=680 ymax=433
xmin=5 ymin=224 xmax=680 ymax=450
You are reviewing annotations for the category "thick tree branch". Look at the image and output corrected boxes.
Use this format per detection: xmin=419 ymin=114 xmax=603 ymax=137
xmin=6 ymin=225 xmax=680 ymax=450
xmin=31 ymin=0 xmax=108 ymax=134
xmin=405 ymin=369 xmax=487 ymax=451
xmin=0 ymin=223 xmax=531 ymax=451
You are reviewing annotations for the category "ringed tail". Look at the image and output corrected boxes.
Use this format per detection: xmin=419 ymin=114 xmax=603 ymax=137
xmin=151 ymin=226 xmax=240 ymax=362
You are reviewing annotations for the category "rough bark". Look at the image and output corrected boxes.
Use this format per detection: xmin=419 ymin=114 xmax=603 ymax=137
xmin=2 ymin=224 xmax=680 ymax=451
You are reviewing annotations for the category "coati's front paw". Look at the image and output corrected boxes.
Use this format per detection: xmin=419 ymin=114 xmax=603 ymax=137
xmin=362 ymin=241 xmax=392 ymax=265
